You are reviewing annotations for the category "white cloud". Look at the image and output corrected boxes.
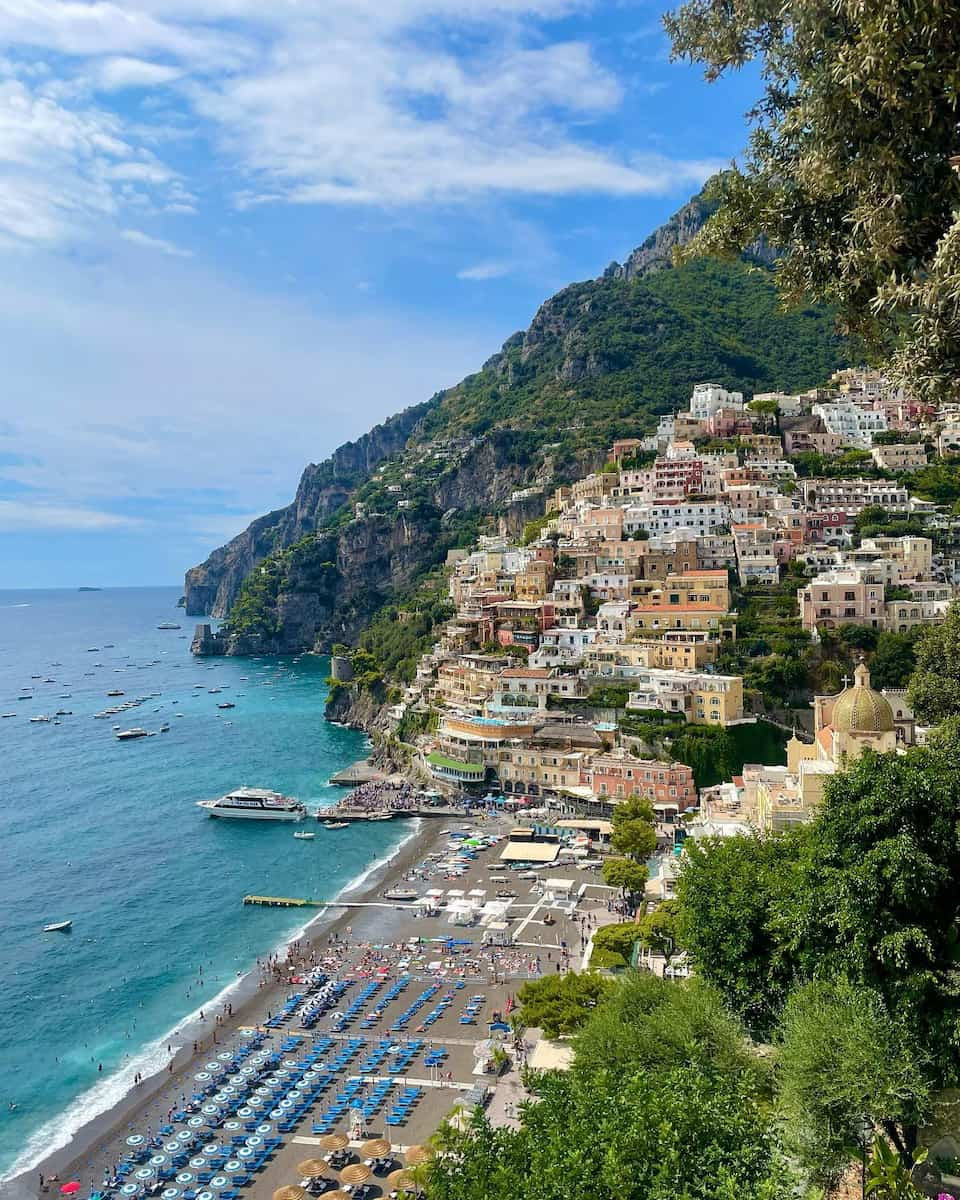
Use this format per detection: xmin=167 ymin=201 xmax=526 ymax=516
xmin=96 ymin=56 xmax=181 ymax=91
xmin=120 ymin=227 xmax=192 ymax=256
xmin=0 ymin=499 xmax=141 ymax=531
xmin=0 ymin=248 xmax=501 ymax=545
xmin=457 ymin=260 xmax=514 ymax=280
xmin=0 ymin=0 xmax=723 ymax=245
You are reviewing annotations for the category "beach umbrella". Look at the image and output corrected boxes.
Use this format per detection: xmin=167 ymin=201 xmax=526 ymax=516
xmin=272 ymin=1188 xmax=308 ymax=1200
xmin=321 ymin=1192 xmax=351 ymax=1200
xmin=361 ymin=1138 xmax=391 ymax=1158
xmin=319 ymin=1133 xmax=349 ymax=1151
xmin=404 ymin=1145 xmax=434 ymax=1167
xmin=387 ymin=1169 xmax=416 ymax=1191
xmin=297 ymin=1159 xmax=328 ymax=1178
xmin=339 ymin=1164 xmax=371 ymax=1186
xmin=60 ymin=1184 xmax=81 ymax=1195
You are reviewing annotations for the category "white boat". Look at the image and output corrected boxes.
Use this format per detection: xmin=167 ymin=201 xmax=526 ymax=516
xmin=116 ymin=728 xmax=148 ymax=740
xmin=293 ymin=830 xmax=315 ymax=840
xmin=157 ymin=622 xmax=181 ymax=630
xmin=197 ymin=787 xmax=307 ymax=822
xmin=43 ymin=920 xmax=72 ymax=933
xmin=383 ymin=888 xmax=418 ymax=903
xmin=30 ymin=715 xmax=52 ymax=723
xmin=323 ymin=820 xmax=349 ymax=829
xmin=107 ymin=690 xmax=125 ymax=697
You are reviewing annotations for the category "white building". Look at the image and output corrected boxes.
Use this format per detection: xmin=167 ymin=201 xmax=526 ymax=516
xmin=812 ymin=400 xmax=887 ymax=448
xmin=623 ymin=499 xmax=731 ymax=537
xmin=689 ymin=383 xmax=744 ymax=421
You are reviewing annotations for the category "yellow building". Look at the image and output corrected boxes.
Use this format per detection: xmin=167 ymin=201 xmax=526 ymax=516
xmin=631 ymin=569 xmax=731 ymax=611
xmin=757 ymin=661 xmax=897 ymax=830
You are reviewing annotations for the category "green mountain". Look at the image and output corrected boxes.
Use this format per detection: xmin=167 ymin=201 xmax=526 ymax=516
xmin=185 ymin=188 xmax=847 ymax=656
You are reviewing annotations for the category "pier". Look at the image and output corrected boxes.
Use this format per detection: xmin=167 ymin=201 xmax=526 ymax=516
xmin=242 ymin=895 xmax=419 ymax=909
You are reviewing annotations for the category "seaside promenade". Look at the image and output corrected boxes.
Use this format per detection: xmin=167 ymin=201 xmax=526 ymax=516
xmin=15 ymin=811 xmax=621 ymax=1200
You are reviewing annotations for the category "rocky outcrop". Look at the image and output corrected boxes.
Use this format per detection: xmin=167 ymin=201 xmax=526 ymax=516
xmin=183 ymin=399 xmax=433 ymax=616
xmin=601 ymin=185 xmax=775 ymax=282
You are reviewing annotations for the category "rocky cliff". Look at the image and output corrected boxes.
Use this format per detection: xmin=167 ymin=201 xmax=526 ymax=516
xmin=187 ymin=182 xmax=847 ymax=657
xmin=184 ymin=398 xmax=433 ymax=616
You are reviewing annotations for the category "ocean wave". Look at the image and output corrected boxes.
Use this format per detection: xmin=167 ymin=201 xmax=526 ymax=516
xmin=1 ymin=818 xmax=422 ymax=1184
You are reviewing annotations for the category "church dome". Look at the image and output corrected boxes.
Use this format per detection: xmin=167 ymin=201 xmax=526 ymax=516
xmin=832 ymin=661 xmax=895 ymax=734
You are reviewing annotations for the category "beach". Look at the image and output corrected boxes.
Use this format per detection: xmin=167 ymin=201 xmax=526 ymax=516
xmin=4 ymin=807 xmax=615 ymax=1200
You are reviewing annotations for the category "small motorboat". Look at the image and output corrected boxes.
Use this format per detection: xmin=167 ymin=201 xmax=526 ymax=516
xmin=30 ymin=715 xmax=52 ymax=723
xmin=115 ymin=728 xmax=148 ymax=740
xmin=217 ymin=702 xmax=235 ymax=709
xmin=382 ymin=888 xmax=418 ymax=903
xmin=42 ymin=920 xmax=72 ymax=933
xmin=323 ymin=821 xmax=349 ymax=830
xmin=107 ymin=689 xmax=124 ymax=697
xmin=160 ymin=723 xmax=170 ymax=733
xmin=55 ymin=710 xmax=72 ymax=716
xmin=293 ymin=831 xmax=315 ymax=840
xmin=1 ymin=713 xmax=16 ymax=718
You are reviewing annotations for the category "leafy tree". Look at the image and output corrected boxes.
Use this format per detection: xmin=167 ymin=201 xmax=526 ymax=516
xmin=907 ymin=601 xmax=960 ymax=723
xmin=425 ymin=1061 xmax=788 ymax=1200
xmin=601 ymin=857 xmax=648 ymax=897
xmin=869 ymin=631 xmax=917 ymax=690
xmin=664 ymin=1 xmax=960 ymax=400
xmin=591 ymin=922 xmax=641 ymax=966
xmin=675 ymin=831 xmax=808 ymax=1032
xmin=635 ymin=900 xmax=680 ymax=961
xmin=787 ymin=724 xmax=960 ymax=1083
xmin=776 ymin=979 xmax=931 ymax=1183
xmin=515 ymin=972 xmax=614 ymax=1040
xmin=610 ymin=794 xmax=657 ymax=862
xmin=573 ymin=974 xmax=763 ymax=1092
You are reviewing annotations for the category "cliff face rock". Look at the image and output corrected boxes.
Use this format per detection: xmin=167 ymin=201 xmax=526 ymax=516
xmin=184 ymin=399 xmax=433 ymax=616
xmin=602 ymin=189 xmax=775 ymax=282
xmin=187 ymin=180 xmax=847 ymax=661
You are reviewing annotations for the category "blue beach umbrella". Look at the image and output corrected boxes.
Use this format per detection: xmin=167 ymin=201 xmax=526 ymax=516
xmin=223 ymin=1162 xmax=242 ymax=1173
xmin=126 ymin=1136 xmax=144 ymax=1147
xmin=189 ymin=1158 xmax=206 ymax=1169
xmin=176 ymin=1132 xmax=192 ymax=1142
xmin=120 ymin=1185 xmax=138 ymax=1196
xmin=210 ymin=1177 xmax=228 ymax=1188
xmin=176 ymin=1173 xmax=193 ymax=1185
xmin=237 ymin=1148 xmax=254 ymax=1160
xmin=135 ymin=1168 xmax=153 ymax=1180
xmin=187 ymin=1117 xmax=203 ymax=1128
xmin=162 ymin=1189 xmax=180 ymax=1199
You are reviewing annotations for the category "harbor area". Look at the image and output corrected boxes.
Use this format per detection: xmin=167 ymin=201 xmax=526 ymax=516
xmin=22 ymin=810 xmax=624 ymax=1200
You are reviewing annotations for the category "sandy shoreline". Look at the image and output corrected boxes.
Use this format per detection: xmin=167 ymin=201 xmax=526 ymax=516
xmin=2 ymin=813 xmax=451 ymax=1200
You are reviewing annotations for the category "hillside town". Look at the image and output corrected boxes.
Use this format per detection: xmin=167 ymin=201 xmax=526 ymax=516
xmin=354 ymin=369 xmax=960 ymax=860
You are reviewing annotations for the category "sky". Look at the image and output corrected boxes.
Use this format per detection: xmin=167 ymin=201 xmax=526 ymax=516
xmin=0 ymin=0 xmax=761 ymax=589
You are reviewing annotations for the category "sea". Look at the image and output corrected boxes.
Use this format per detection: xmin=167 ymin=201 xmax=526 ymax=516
xmin=0 ymin=587 xmax=414 ymax=1181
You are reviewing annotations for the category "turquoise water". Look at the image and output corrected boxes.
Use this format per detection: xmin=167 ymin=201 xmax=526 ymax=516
xmin=0 ymin=588 xmax=409 ymax=1179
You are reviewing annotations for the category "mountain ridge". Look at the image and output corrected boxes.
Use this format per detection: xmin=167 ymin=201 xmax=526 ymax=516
xmin=185 ymin=183 xmax=847 ymax=653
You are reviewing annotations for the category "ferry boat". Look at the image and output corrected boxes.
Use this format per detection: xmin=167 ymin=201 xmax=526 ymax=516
xmin=197 ymin=787 xmax=307 ymax=822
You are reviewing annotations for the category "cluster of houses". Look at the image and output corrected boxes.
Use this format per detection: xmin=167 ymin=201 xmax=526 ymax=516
xmin=383 ymin=369 xmax=960 ymax=842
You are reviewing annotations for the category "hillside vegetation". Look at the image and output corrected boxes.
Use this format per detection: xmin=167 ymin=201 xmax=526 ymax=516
xmin=194 ymin=191 xmax=848 ymax=655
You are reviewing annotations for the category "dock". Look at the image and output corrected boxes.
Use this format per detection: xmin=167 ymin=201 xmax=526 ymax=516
xmin=242 ymin=896 xmax=419 ymax=909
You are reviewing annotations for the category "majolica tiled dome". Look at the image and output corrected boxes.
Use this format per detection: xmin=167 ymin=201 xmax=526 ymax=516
xmin=832 ymin=661 xmax=895 ymax=734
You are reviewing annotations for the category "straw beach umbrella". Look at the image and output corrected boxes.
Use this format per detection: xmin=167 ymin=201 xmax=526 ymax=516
xmin=322 ymin=1192 xmax=351 ymax=1200
xmin=361 ymin=1138 xmax=391 ymax=1158
xmin=297 ymin=1159 xmax=328 ymax=1178
xmin=319 ymin=1133 xmax=349 ymax=1151
xmin=273 ymin=1187 xmax=308 ymax=1200
xmin=387 ymin=1169 xmax=417 ymax=1191
xmin=404 ymin=1144 xmax=434 ymax=1167
xmin=339 ymin=1164 xmax=371 ymax=1186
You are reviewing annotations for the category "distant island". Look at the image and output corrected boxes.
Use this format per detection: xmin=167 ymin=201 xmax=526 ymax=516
xmin=77 ymin=586 xmax=101 ymax=592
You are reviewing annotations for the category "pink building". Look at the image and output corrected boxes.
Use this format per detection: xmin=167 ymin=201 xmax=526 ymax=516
xmin=581 ymin=751 xmax=697 ymax=809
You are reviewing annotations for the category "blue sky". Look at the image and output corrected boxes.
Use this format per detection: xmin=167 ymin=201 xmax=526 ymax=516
xmin=0 ymin=0 xmax=760 ymax=589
